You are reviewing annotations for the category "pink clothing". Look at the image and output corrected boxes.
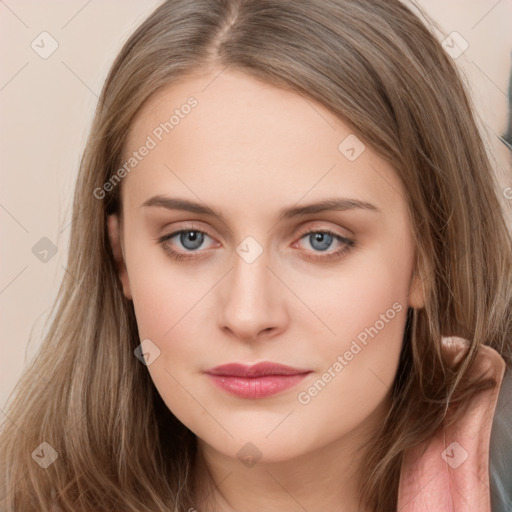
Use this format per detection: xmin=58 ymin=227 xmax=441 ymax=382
xmin=397 ymin=337 xmax=507 ymax=511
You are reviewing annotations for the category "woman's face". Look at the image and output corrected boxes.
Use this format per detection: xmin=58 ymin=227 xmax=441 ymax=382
xmin=108 ymin=68 xmax=424 ymax=464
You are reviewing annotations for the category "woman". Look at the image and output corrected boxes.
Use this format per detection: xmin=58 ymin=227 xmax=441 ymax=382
xmin=1 ymin=1 xmax=511 ymax=511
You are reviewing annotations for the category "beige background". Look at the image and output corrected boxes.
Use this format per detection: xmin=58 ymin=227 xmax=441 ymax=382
xmin=1 ymin=0 xmax=511 ymax=411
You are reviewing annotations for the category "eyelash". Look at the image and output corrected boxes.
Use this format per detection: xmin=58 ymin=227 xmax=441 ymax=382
xmin=157 ymin=225 xmax=355 ymax=262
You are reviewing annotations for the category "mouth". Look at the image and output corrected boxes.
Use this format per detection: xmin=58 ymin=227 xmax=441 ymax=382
xmin=204 ymin=361 xmax=312 ymax=399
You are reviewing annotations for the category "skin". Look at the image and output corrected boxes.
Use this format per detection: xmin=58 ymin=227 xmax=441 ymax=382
xmin=108 ymin=67 xmax=424 ymax=512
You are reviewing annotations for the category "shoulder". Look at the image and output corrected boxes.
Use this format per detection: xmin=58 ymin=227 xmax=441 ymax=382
xmin=490 ymin=366 xmax=512 ymax=512
xmin=449 ymin=338 xmax=512 ymax=512
xmin=397 ymin=337 xmax=509 ymax=511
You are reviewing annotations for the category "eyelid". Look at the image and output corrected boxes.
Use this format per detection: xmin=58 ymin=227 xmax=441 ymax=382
xmin=294 ymin=221 xmax=353 ymax=240
xmin=158 ymin=220 xmax=352 ymax=241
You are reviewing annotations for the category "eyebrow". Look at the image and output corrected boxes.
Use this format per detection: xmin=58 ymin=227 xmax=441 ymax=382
xmin=141 ymin=195 xmax=380 ymax=223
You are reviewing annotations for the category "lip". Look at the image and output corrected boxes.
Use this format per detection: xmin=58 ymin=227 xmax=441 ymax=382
xmin=205 ymin=362 xmax=312 ymax=399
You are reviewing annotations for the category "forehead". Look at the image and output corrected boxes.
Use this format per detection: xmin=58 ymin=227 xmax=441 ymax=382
xmin=120 ymin=69 xmax=406 ymax=220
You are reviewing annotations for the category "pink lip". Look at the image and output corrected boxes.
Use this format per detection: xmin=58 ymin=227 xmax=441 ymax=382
xmin=205 ymin=362 xmax=312 ymax=399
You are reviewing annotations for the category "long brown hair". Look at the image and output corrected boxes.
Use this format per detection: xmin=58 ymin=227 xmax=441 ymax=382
xmin=1 ymin=1 xmax=511 ymax=511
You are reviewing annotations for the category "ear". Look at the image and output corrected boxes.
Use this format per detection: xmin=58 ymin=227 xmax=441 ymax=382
xmin=408 ymin=265 xmax=425 ymax=309
xmin=107 ymin=213 xmax=132 ymax=300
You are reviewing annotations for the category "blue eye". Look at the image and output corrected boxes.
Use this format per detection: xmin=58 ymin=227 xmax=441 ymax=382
xmin=295 ymin=229 xmax=355 ymax=261
xmin=173 ymin=230 xmax=206 ymax=251
xmin=158 ymin=227 xmax=355 ymax=262
xmin=158 ymin=229 xmax=213 ymax=260
xmin=304 ymin=231 xmax=336 ymax=251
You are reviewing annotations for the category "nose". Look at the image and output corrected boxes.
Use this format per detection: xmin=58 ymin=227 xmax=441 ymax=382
xmin=218 ymin=246 xmax=288 ymax=343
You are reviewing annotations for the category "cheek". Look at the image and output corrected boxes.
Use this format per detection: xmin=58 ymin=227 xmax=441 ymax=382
xmin=126 ymin=234 xmax=209 ymax=342
xmin=129 ymin=267 xmax=211 ymax=430
xmin=289 ymin=257 xmax=411 ymax=447
xmin=126 ymin=246 xmax=219 ymax=377
xmin=289 ymin=242 xmax=412 ymax=411
xmin=291 ymin=238 xmax=413 ymax=351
